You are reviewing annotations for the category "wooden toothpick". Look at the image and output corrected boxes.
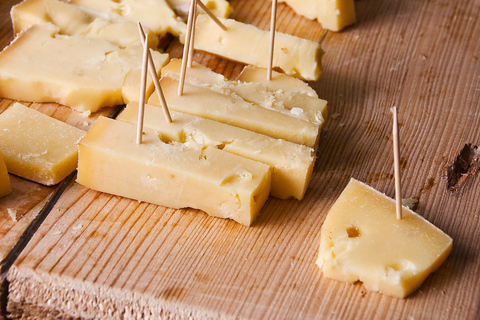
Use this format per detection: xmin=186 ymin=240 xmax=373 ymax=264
xmin=138 ymin=23 xmax=172 ymax=123
xmin=197 ymin=0 xmax=227 ymax=31
xmin=137 ymin=31 xmax=149 ymax=144
xmin=187 ymin=0 xmax=197 ymax=68
xmin=267 ymin=0 xmax=278 ymax=81
xmin=178 ymin=0 xmax=196 ymax=96
xmin=391 ymin=106 xmax=402 ymax=219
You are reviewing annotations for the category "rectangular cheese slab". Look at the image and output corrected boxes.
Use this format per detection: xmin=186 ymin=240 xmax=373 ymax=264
xmin=118 ymin=102 xmax=316 ymax=200
xmin=279 ymin=0 xmax=356 ymax=31
xmin=0 ymin=103 xmax=85 ymax=186
xmin=193 ymin=14 xmax=324 ymax=81
xmin=0 ymin=151 xmax=12 ymax=198
xmin=77 ymin=117 xmax=271 ymax=226
xmin=167 ymin=0 xmax=232 ymax=18
xmin=149 ymin=77 xmax=321 ymax=148
xmin=316 ymin=178 xmax=453 ymax=298
xmin=0 ymin=23 xmax=169 ymax=114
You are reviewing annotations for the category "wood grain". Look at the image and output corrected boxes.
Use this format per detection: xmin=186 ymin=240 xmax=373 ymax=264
xmin=1 ymin=0 xmax=480 ymax=319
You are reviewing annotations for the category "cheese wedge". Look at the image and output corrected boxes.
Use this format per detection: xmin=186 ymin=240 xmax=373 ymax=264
xmin=193 ymin=14 xmax=324 ymax=81
xmin=0 ymin=23 xmax=169 ymax=114
xmin=77 ymin=117 xmax=271 ymax=226
xmin=0 ymin=103 xmax=85 ymax=186
xmin=279 ymin=0 xmax=356 ymax=31
xmin=69 ymin=0 xmax=187 ymax=41
xmin=118 ymin=102 xmax=316 ymax=200
xmin=166 ymin=0 xmax=232 ymax=18
xmin=0 ymin=151 xmax=12 ymax=198
xmin=149 ymin=77 xmax=321 ymax=148
xmin=238 ymin=65 xmax=318 ymax=98
xmin=10 ymin=0 xmax=159 ymax=48
xmin=161 ymin=59 xmax=327 ymax=124
xmin=316 ymin=178 xmax=453 ymax=298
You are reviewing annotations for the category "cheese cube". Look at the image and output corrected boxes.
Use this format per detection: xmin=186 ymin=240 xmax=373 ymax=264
xmin=0 ymin=151 xmax=12 ymax=198
xmin=0 ymin=23 xmax=169 ymax=113
xmin=279 ymin=0 xmax=356 ymax=32
xmin=167 ymin=0 xmax=233 ymax=18
xmin=316 ymin=178 xmax=453 ymax=298
xmin=77 ymin=117 xmax=271 ymax=226
xmin=118 ymin=102 xmax=316 ymax=200
xmin=0 ymin=103 xmax=85 ymax=186
xmin=193 ymin=14 xmax=324 ymax=81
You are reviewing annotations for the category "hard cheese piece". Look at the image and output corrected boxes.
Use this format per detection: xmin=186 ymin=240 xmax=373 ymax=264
xmin=118 ymin=102 xmax=316 ymax=200
xmin=316 ymin=178 xmax=453 ymax=298
xmin=0 ymin=151 xmax=12 ymax=198
xmin=166 ymin=0 xmax=232 ymax=18
xmin=279 ymin=0 xmax=356 ymax=31
xmin=149 ymin=77 xmax=321 ymax=148
xmin=0 ymin=23 xmax=169 ymax=114
xmin=238 ymin=65 xmax=318 ymax=98
xmin=0 ymin=103 xmax=85 ymax=186
xmin=10 ymin=0 xmax=159 ymax=48
xmin=193 ymin=14 xmax=324 ymax=81
xmin=77 ymin=117 xmax=271 ymax=226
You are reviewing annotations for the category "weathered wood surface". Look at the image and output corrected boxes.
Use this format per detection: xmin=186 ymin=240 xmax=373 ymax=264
xmin=1 ymin=0 xmax=480 ymax=319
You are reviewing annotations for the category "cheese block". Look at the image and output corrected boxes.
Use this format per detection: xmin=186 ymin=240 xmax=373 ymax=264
xmin=161 ymin=59 xmax=327 ymax=124
xmin=77 ymin=116 xmax=271 ymax=226
xmin=279 ymin=0 xmax=356 ymax=31
xmin=69 ymin=0 xmax=187 ymax=41
xmin=166 ymin=0 xmax=232 ymax=18
xmin=0 ymin=23 xmax=169 ymax=114
xmin=149 ymin=77 xmax=321 ymax=148
xmin=238 ymin=65 xmax=318 ymax=98
xmin=118 ymin=102 xmax=316 ymax=200
xmin=193 ymin=14 xmax=324 ymax=81
xmin=316 ymin=178 xmax=453 ymax=298
xmin=0 ymin=151 xmax=12 ymax=198
xmin=0 ymin=103 xmax=85 ymax=186
xmin=10 ymin=0 xmax=159 ymax=48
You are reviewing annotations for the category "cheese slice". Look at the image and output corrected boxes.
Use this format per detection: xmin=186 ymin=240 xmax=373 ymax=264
xmin=316 ymin=178 xmax=453 ymax=298
xmin=238 ymin=65 xmax=318 ymax=98
xmin=0 ymin=151 xmax=12 ymax=198
xmin=166 ymin=0 xmax=233 ymax=18
xmin=279 ymin=0 xmax=356 ymax=31
xmin=0 ymin=103 xmax=85 ymax=186
xmin=149 ymin=77 xmax=321 ymax=148
xmin=0 ymin=23 xmax=169 ymax=114
xmin=161 ymin=59 xmax=327 ymax=124
xmin=10 ymin=0 xmax=159 ymax=48
xmin=193 ymin=14 xmax=324 ymax=81
xmin=118 ymin=102 xmax=316 ymax=200
xmin=77 ymin=116 xmax=271 ymax=226
xmin=69 ymin=0 xmax=187 ymax=41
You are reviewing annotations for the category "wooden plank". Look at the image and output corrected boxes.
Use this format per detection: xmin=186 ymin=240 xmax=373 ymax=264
xmin=2 ymin=0 xmax=480 ymax=319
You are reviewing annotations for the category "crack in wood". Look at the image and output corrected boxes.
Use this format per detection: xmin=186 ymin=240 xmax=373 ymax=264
xmin=447 ymin=143 xmax=480 ymax=192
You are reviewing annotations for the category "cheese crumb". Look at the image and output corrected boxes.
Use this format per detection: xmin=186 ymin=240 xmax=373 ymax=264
xmin=7 ymin=208 xmax=18 ymax=222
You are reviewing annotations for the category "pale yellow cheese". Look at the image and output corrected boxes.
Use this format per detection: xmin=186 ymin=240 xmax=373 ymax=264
xmin=279 ymin=0 xmax=356 ymax=31
xmin=193 ymin=14 xmax=324 ymax=81
xmin=149 ymin=77 xmax=321 ymax=148
xmin=0 ymin=103 xmax=85 ymax=186
xmin=10 ymin=0 xmax=159 ymax=47
xmin=316 ymin=178 xmax=453 ymax=298
xmin=77 ymin=116 xmax=271 ymax=226
xmin=166 ymin=0 xmax=233 ymax=18
xmin=118 ymin=102 xmax=316 ymax=200
xmin=0 ymin=151 xmax=12 ymax=198
xmin=0 ymin=23 xmax=169 ymax=113
xmin=238 ymin=65 xmax=318 ymax=98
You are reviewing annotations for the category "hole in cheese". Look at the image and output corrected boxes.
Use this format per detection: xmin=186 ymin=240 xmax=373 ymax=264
xmin=346 ymin=226 xmax=360 ymax=238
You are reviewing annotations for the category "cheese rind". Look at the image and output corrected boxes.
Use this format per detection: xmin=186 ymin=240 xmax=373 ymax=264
xmin=0 ymin=103 xmax=85 ymax=185
xmin=193 ymin=14 xmax=324 ymax=81
xmin=118 ymin=102 xmax=316 ymax=200
xmin=0 ymin=151 xmax=12 ymax=198
xmin=316 ymin=178 xmax=453 ymax=298
xmin=77 ymin=117 xmax=271 ymax=226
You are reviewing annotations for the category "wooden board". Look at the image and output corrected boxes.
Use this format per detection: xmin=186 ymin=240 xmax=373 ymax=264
xmin=1 ymin=0 xmax=480 ymax=319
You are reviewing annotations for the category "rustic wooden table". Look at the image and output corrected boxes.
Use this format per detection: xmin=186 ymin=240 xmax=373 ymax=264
xmin=1 ymin=0 xmax=479 ymax=319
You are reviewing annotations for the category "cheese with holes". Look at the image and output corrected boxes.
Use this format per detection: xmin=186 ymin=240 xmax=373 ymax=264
xmin=167 ymin=0 xmax=232 ymax=18
xmin=316 ymin=178 xmax=453 ymax=298
xmin=10 ymin=0 xmax=159 ymax=47
xmin=149 ymin=77 xmax=320 ymax=148
xmin=0 ymin=151 xmax=11 ymax=198
xmin=0 ymin=23 xmax=169 ymax=113
xmin=118 ymin=102 xmax=316 ymax=200
xmin=193 ymin=14 xmax=324 ymax=81
xmin=77 ymin=117 xmax=271 ymax=226
xmin=0 ymin=103 xmax=85 ymax=185
xmin=279 ymin=0 xmax=356 ymax=31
